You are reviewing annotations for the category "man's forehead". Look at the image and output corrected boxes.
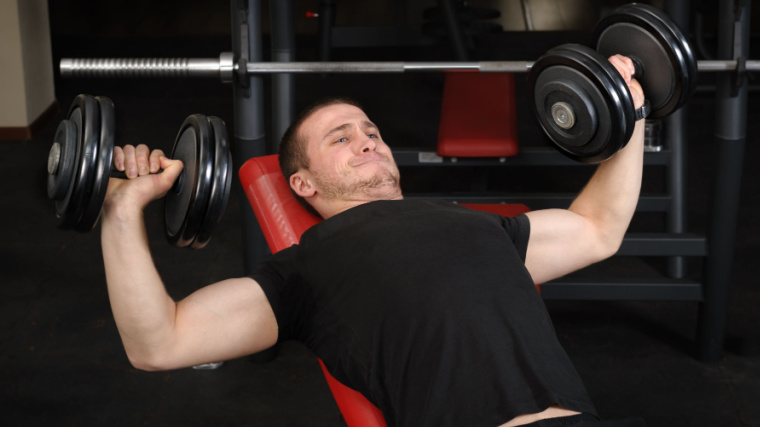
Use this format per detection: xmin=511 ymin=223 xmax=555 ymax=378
xmin=307 ymin=103 xmax=368 ymax=127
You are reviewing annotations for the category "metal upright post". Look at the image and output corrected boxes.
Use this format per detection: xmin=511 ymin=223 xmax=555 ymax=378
xmin=318 ymin=0 xmax=335 ymax=62
xmin=270 ymin=0 xmax=296 ymax=144
xmin=231 ymin=0 xmax=269 ymax=275
xmin=394 ymin=0 xmax=407 ymax=27
xmin=233 ymin=0 xmax=280 ymax=363
xmin=664 ymin=0 xmax=690 ymax=279
xmin=438 ymin=0 xmax=470 ymax=61
xmin=697 ymin=0 xmax=750 ymax=362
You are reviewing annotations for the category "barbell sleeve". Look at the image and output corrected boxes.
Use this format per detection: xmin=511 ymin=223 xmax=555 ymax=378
xmin=59 ymin=54 xmax=760 ymax=79
xmin=60 ymin=53 xmax=235 ymax=79
xmin=698 ymin=59 xmax=760 ymax=72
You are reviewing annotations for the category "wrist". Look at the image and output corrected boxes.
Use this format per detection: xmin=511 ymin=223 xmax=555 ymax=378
xmin=101 ymin=200 xmax=145 ymax=229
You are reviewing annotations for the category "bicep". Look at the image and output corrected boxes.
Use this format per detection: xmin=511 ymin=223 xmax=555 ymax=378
xmin=523 ymin=209 xmax=611 ymax=284
xmin=163 ymin=277 xmax=279 ymax=369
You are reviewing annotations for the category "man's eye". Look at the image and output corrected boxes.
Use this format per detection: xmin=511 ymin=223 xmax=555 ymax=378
xmin=368 ymin=134 xmax=377 ymax=139
xmin=336 ymin=137 xmax=347 ymax=143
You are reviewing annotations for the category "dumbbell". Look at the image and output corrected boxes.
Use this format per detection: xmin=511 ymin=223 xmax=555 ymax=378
xmin=528 ymin=3 xmax=697 ymax=163
xmin=46 ymin=94 xmax=232 ymax=249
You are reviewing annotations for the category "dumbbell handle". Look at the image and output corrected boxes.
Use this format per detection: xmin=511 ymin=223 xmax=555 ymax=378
xmin=110 ymin=167 xmax=184 ymax=194
xmin=48 ymin=142 xmax=182 ymax=193
xmin=48 ymin=141 xmax=167 ymax=177
xmin=110 ymin=168 xmax=163 ymax=179
xmin=629 ymin=56 xmax=644 ymax=79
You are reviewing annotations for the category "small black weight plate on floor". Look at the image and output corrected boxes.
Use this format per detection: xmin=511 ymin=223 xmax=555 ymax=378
xmin=192 ymin=116 xmax=232 ymax=249
xmin=77 ymin=96 xmax=116 ymax=232
xmin=55 ymin=94 xmax=101 ymax=229
xmin=593 ymin=3 xmax=697 ymax=120
xmin=164 ymin=114 xmax=213 ymax=248
xmin=47 ymin=119 xmax=77 ymax=200
xmin=529 ymin=44 xmax=634 ymax=163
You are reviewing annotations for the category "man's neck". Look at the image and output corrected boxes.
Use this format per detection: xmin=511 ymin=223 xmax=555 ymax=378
xmin=319 ymin=195 xmax=404 ymax=219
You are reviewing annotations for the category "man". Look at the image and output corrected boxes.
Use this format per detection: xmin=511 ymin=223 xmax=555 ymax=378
xmin=102 ymin=55 xmax=646 ymax=426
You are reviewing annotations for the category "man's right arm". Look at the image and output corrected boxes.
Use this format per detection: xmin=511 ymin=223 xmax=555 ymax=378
xmin=101 ymin=145 xmax=278 ymax=371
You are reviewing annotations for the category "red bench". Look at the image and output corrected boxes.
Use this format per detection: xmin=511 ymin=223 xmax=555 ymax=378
xmin=437 ymin=72 xmax=520 ymax=158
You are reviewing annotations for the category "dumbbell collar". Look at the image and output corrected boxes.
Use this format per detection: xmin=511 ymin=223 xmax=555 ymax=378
xmin=48 ymin=142 xmax=62 ymax=175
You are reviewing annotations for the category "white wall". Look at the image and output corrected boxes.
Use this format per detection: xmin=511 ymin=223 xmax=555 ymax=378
xmin=0 ymin=0 xmax=55 ymax=129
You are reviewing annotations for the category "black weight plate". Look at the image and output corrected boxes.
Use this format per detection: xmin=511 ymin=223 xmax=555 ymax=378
xmin=53 ymin=103 xmax=83 ymax=223
xmin=47 ymin=119 xmax=77 ymax=200
xmin=192 ymin=116 xmax=232 ymax=249
xmin=594 ymin=3 xmax=697 ymax=119
xmin=533 ymin=68 xmax=601 ymax=148
xmin=77 ymin=96 xmax=116 ymax=232
xmin=553 ymin=44 xmax=634 ymax=161
xmin=56 ymin=94 xmax=100 ymax=229
xmin=634 ymin=4 xmax=697 ymax=113
xmin=53 ymin=112 xmax=81 ymax=220
xmin=164 ymin=115 xmax=213 ymax=248
xmin=528 ymin=44 xmax=633 ymax=163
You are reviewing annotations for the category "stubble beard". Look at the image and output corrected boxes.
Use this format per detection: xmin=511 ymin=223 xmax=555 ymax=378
xmin=314 ymin=167 xmax=401 ymax=202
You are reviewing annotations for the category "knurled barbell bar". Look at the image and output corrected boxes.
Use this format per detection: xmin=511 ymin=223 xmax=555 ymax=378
xmin=58 ymin=57 xmax=760 ymax=78
xmin=47 ymin=94 xmax=233 ymax=249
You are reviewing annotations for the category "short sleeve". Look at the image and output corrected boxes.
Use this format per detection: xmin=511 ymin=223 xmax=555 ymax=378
xmin=500 ymin=214 xmax=531 ymax=262
xmin=249 ymin=245 xmax=304 ymax=342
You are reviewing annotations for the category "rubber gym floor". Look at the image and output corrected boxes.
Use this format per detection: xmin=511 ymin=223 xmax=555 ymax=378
xmin=2 ymin=4 xmax=760 ymax=427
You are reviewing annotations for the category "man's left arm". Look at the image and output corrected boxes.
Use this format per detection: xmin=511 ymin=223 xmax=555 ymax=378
xmin=524 ymin=55 xmax=646 ymax=284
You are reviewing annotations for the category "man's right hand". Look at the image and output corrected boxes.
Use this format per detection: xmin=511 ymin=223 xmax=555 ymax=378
xmin=103 ymin=144 xmax=184 ymax=217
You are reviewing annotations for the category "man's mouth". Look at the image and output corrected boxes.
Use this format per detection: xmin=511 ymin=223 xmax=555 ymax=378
xmin=350 ymin=152 xmax=390 ymax=167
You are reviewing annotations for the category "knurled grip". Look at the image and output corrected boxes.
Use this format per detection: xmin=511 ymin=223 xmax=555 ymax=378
xmin=60 ymin=54 xmax=234 ymax=80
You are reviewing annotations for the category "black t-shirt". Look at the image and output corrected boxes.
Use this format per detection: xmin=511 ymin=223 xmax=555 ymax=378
xmin=252 ymin=199 xmax=596 ymax=427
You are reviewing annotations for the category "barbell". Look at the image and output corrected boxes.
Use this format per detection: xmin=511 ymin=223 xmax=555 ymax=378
xmin=59 ymin=57 xmax=759 ymax=78
xmin=48 ymin=94 xmax=233 ymax=249
xmin=57 ymin=4 xmax=749 ymax=163
xmin=58 ymin=58 xmax=758 ymax=78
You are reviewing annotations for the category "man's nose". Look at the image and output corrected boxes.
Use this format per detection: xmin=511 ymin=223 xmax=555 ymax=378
xmin=356 ymin=134 xmax=377 ymax=153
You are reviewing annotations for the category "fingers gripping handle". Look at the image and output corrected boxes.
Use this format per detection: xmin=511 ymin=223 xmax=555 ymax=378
xmin=627 ymin=56 xmax=649 ymax=121
xmin=109 ymin=168 xmax=185 ymax=195
xmin=630 ymin=56 xmax=644 ymax=80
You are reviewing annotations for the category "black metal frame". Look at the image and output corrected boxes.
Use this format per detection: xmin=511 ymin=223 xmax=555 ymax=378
xmin=697 ymin=0 xmax=751 ymax=362
xmin=234 ymin=0 xmax=750 ymax=362
xmin=230 ymin=0 xmax=268 ymax=275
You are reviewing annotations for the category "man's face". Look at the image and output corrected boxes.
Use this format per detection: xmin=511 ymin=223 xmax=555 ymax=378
xmin=295 ymin=103 xmax=401 ymax=204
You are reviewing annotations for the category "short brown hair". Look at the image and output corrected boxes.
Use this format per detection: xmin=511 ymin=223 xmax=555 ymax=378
xmin=278 ymin=97 xmax=363 ymax=215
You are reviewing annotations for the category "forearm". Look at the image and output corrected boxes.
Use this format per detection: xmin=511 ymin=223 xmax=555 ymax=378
xmin=101 ymin=206 xmax=178 ymax=368
xmin=569 ymin=119 xmax=645 ymax=252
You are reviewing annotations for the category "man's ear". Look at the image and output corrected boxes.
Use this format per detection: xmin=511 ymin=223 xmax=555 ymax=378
xmin=290 ymin=171 xmax=317 ymax=199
